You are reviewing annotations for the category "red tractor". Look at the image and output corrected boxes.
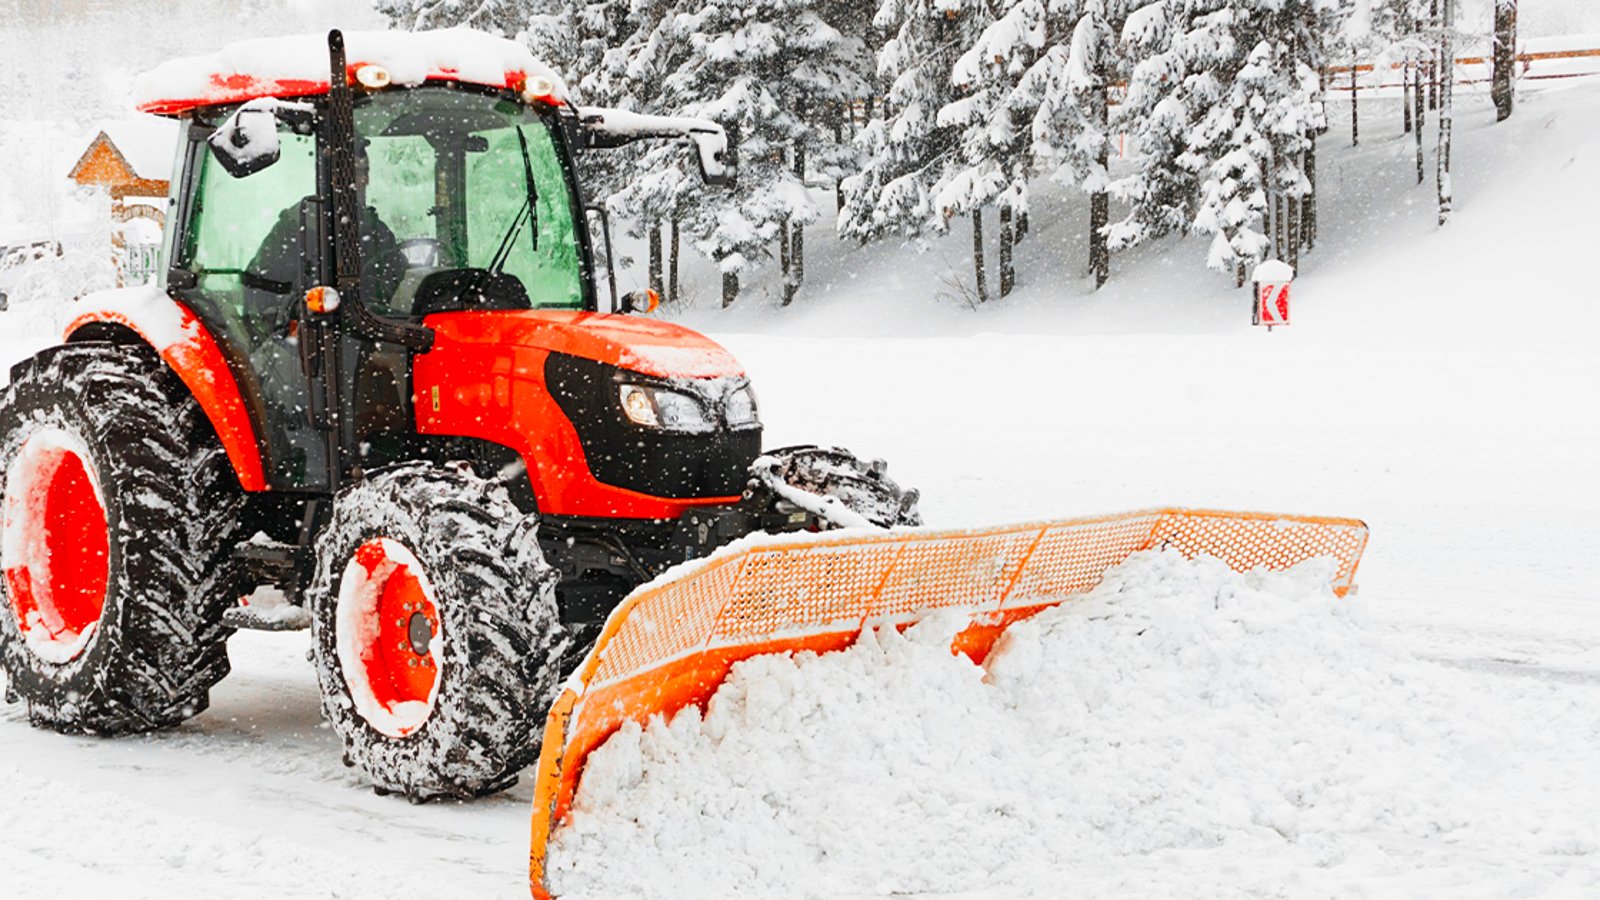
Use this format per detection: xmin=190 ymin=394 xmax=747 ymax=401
xmin=0 ymin=30 xmax=916 ymax=801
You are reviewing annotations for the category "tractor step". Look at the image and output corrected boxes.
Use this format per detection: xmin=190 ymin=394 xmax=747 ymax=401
xmin=223 ymin=587 xmax=311 ymax=632
xmin=232 ymin=533 xmax=307 ymax=574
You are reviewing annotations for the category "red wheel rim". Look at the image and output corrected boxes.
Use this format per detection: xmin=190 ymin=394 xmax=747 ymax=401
xmin=336 ymin=538 xmax=442 ymax=737
xmin=3 ymin=429 xmax=109 ymax=664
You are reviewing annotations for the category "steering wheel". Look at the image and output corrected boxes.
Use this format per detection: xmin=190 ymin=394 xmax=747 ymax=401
xmin=399 ymin=238 xmax=443 ymax=270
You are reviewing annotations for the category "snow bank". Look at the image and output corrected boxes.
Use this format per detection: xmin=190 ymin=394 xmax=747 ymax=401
xmin=548 ymin=550 xmax=1599 ymax=898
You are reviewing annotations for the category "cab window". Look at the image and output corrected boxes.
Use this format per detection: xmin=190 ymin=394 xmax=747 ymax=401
xmin=356 ymin=90 xmax=586 ymax=314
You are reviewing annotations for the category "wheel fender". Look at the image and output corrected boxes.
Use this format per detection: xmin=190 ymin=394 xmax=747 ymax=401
xmin=64 ymin=286 xmax=267 ymax=491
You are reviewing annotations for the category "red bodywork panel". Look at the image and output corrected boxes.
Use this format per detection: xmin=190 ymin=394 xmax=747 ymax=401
xmin=66 ymin=291 xmax=268 ymax=492
xmin=65 ymin=292 xmax=745 ymax=513
xmin=414 ymin=310 xmax=747 ymax=520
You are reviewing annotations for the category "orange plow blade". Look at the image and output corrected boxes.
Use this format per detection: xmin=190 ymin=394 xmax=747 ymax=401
xmin=528 ymin=508 xmax=1368 ymax=898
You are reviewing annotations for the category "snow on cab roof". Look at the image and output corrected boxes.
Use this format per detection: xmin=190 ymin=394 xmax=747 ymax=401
xmin=133 ymin=28 xmax=566 ymax=117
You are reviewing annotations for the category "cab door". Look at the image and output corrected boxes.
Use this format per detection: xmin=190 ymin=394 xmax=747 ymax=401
xmin=173 ymin=114 xmax=331 ymax=491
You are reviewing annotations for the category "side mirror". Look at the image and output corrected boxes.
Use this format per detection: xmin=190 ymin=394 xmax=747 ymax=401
xmin=690 ymin=125 xmax=737 ymax=187
xmin=573 ymin=108 xmax=736 ymax=188
xmin=208 ymin=106 xmax=280 ymax=178
xmin=207 ymin=98 xmax=312 ymax=179
xmin=620 ymin=289 xmax=660 ymax=315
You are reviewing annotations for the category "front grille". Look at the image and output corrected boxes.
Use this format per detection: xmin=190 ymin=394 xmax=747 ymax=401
xmin=545 ymin=353 xmax=761 ymax=499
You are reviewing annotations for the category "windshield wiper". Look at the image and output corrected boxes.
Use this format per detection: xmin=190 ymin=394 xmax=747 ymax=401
xmin=514 ymin=125 xmax=540 ymax=252
xmin=485 ymin=125 xmax=541 ymax=276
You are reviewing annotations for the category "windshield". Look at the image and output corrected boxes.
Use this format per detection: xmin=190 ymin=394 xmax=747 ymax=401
xmin=353 ymin=89 xmax=586 ymax=314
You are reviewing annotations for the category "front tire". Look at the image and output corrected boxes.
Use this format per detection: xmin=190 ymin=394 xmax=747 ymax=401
xmin=307 ymin=463 xmax=566 ymax=801
xmin=0 ymin=344 xmax=242 ymax=733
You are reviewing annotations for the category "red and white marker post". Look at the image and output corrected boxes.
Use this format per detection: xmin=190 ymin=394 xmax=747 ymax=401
xmin=1252 ymin=259 xmax=1294 ymax=331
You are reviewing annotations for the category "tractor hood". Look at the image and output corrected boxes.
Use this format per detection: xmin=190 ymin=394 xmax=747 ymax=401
xmin=421 ymin=310 xmax=744 ymax=379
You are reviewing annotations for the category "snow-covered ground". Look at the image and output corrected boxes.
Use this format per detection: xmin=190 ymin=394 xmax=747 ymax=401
xmin=1 ymin=72 xmax=1597 ymax=900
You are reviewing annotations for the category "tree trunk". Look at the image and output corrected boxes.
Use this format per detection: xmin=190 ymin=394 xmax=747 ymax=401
xmin=790 ymin=222 xmax=805 ymax=306
xmin=1349 ymin=54 xmax=1360 ymax=146
xmin=998 ymin=205 xmax=1014 ymax=297
xmin=779 ymin=222 xmax=790 ymax=283
xmin=1317 ymin=70 xmax=1330 ymax=135
xmin=787 ymin=137 xmax=807 ymax=306
xmin=648 ymin=223 xmax=663 ymax=298
xmin=1087 ymin=190 xmax=1110 ymax=290
xmin=1276 ymin=194 xmax=1288 ymax=262
xmin=669 ymin=220 xmax=681 ymax=303
xmin=972 ymin=209 xmax=988 ymax=304
xmin=1305 ymin=136 xmax=1317 ymax=250
xmin=1438 ymin=0 xmax=1455 ymax=226
xmin=1414 ymin=57 xmax=1426 ymax=183
xmin=1089 ymin=80 xmax=1109 ymax=289
xmin=1492 ymin=0 xmax=1517 ymax=121
xmin=1403 ymin=60 xmax=1413 ymax=133
xmin=1288 ymin=195 xmax=1300 ymax=272
xmin=1429 ymin=0 xmax=1440 ymax=110
xmin=722 ymin=270 xmax=738 ymax=308
xmin=1016 ymin=211 xmax=1029 ymax=244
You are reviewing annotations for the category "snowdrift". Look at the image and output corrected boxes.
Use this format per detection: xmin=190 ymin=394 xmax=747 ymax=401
xmin=546 ymin=550 xmax=1599 ymax=898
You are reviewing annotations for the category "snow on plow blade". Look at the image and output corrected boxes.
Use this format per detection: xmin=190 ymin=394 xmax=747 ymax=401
xmin=527 ymin=507 xmax=1368 ymax=897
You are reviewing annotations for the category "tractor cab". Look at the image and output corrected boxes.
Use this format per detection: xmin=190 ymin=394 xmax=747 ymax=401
xmin=133 ymin=29 xmax=735 ymax=495
xmin=175 ymin=84 xmax=597 ymax=489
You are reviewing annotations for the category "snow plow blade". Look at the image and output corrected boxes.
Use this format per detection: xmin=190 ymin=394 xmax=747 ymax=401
xmin=528 ymin=507 xmax=1368 ymax=897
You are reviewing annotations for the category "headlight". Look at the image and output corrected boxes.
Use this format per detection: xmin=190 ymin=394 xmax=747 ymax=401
xmin=724 ymin=384 xmax=758 ymax=427
xmin=618 ymin=384 xmax=714 ymax=432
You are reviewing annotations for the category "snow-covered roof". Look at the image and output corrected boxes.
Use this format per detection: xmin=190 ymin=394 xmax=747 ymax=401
xmin=76 ymin=118 xmax=180 ymax=181
xmin=133 ymin=28 xmax=567 ymax=116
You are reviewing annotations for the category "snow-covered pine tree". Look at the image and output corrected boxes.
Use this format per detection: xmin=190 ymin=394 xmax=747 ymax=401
xmin=1186 ymin=5 xmax=1274 ymax=282
xmin=787 ymin=6 xmax=872 ymax=304
xmin=1011 ymin=0 xmax=1125 ymax=288
xmin=585 ymin=0 xmax=684 ymax=297
xmin=1105 ymin=1 xmax=1200 ymax=255
xmin=1110 ymin=0 xmax=1327 ymax=280
xmin=374 ymin=0 xmax=529 ymax=34
xmin=662 ymin=0 xmax=864 ymax=306
xmin=1367 ymin=0 xmax=1432 ymax=181
xmin=521 ymin=1 xmax=630 ymax=103
xmin=1338 ymin=0 xmax=1374 ymax=146
xmin=937 ymin=0 xmax=1024 ymax=302
xmin=839 ymin=0 xmax=969 ymax=246
xmin=590 ymin=0 xmax=699 ymax=300
xmin=1187 ymin=0 xmax=1326 ymax=280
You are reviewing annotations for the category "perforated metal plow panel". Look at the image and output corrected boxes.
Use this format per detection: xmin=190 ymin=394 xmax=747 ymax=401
xmin=530 ymin=508 xmax=1369 ymax=898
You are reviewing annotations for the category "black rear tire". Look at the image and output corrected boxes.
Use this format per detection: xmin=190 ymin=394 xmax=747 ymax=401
xmin=307 ymin=462 xmax=567 ymax=801
xmin=0 ymin=343 xmax=243 ymax=733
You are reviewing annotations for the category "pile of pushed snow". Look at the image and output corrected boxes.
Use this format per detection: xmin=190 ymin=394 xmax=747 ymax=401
xmin=548 ymin=550 xmax=1599 ymax=898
